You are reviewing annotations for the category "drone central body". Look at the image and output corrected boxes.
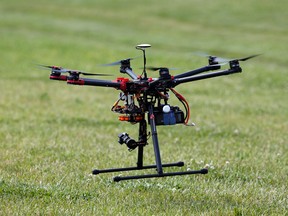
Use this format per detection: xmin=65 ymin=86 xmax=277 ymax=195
xmin=44 ymin=44 xmax=258 ymax=181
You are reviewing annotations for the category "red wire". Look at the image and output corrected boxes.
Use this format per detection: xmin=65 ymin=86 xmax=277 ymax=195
xmin=170 ymin=88 xmax=190 ymax=125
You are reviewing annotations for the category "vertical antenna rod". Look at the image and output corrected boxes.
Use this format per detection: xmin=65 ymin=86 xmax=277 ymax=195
xmin=136 ymin=44 xmax=151 ymax=79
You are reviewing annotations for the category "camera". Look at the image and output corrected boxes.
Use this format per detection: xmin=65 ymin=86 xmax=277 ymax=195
xmin=118 ymin=133 xmax=137 ymax=150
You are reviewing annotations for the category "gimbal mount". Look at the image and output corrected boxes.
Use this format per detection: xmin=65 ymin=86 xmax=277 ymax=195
xmin=46 ymin=44 xmax=258 ymax=181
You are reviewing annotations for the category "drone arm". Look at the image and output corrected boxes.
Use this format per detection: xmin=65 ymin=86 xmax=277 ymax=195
xmin=148 ymin=65 xmax=224 ymax=88
xmin=67 ymin=77 xmax=121 ymax=88
xmin=173 ymin=67 xmax=242 ymax=86
xmin=174 ymin=65 xmax=221 ymax=79
xmin=122 ymin=68 xmax=138 ymax=80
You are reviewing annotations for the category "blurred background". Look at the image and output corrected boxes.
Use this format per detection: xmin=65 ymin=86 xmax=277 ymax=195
xmin=0 ymin=0 xmax=287 ymax=214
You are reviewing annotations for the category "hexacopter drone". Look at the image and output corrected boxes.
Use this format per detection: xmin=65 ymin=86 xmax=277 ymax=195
xmin=42 ymin=44 xmax=258 ymax=182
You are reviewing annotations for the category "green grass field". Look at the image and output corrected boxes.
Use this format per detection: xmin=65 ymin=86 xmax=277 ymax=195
xmin=1 ymin=0 xmax=287 ymax=215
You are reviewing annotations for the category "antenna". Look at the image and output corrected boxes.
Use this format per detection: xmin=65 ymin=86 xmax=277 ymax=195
xmin=136 ymin=44 xmax=151 ymax=79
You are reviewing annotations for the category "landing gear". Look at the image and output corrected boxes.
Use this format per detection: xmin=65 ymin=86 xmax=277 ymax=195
xmin=92 ymin=105 xmax=208 ymax=182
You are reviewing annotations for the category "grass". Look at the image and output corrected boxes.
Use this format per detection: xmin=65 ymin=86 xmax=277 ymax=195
xmin=0 ymin=0 xmax=287 ymax=215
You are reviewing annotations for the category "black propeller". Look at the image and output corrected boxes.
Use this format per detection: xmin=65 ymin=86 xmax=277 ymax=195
xmin=145 ymin=67 xmax=173 ymax=79
xmin=38 ymin=64 xmax=111 ymax=76
xmin=194 ymin=52 xmax=260 ymax=65
xmin=38 ymin=65 xmax=63 ymax=71
xmin=146 ymin=66 xmax=169 ymax=71
xmin=234 ymin=54 xmax=261 ymax=62
xmin=101 ymin=57 xmax=139 ymax=66
xmin=210 ymin=54 xmax=260 ymax=64
xmin=146 ymin=66 xmax=178 ymax=71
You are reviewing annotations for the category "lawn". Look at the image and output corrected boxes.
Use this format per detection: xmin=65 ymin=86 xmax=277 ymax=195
xmin=0 ymin=0 xmax=287 ymax=215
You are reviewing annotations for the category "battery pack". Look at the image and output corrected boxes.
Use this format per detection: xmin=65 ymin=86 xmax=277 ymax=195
xmin=151 ymin=106 xmax=185 ymax=125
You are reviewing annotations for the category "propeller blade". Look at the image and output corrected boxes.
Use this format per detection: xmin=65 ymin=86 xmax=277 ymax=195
xmin=215 ymin=54 xmax=261 ymax=63
xmin=237 ymin=54 xmax=261 ymax=61
xmin=78 ymin=71 xmax=112 ymax=76
xmin=146 ymin=66 xmax=178 ymax=71
xmin=212 ymin=57 xmax=230 ymax=63
xmin=193 ymin=52 xmax=260 ymax=63
xmin=37 ymin=64 xmax=63 ymax=70
xmin=192 ymin=51 xmax=210 ymax=57
xmin=62 ymin=69 xmax=111 ymax=76
xmin=38 ymin=64 xmax=111 ymax=76
xmin=101 ymin=56 xmax=140 ymax=66
xmin=146 ymin=66 xmax=166 ymax=71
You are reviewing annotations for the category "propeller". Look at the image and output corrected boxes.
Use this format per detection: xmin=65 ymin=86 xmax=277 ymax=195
xmin=145 ymin=67 xmax=174 ymax=79
xmin=210 ymin=54 xmax=260 ymax=64
xmin=101 ymin=56 xmax=140 ymax=66
xmin=146 ymin=66 xmax=178 ymax=71
xmin=233 ymin=54 xmax=261 ymax=62
xmin=146 ymin=66 xmax=168 ymax=71
xmin=38 ymin=65 xmax=63 ymax=71
xmin=193 ymin=52 xmax=228 ymax=64
xmin=194 ymin=52 xmax=261 ymax=65
xmin=38 ymin=64 xmax=111 ymax=76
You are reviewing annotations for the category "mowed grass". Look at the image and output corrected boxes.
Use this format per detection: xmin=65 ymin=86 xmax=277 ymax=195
xmin=0 ymin=0 xmax=287 ymax=215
